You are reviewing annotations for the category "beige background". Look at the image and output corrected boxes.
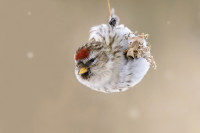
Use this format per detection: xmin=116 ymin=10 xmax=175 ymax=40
xmin=0 ymin=0 xmax=200 ymax=133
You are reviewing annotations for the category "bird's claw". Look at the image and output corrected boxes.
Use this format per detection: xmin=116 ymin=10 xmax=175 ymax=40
xmin=109 ymin=18 xmax=117 ymax=27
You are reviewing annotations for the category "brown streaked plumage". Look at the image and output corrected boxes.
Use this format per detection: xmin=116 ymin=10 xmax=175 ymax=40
xmin=74 ymin=9 xmax=155 ymax=93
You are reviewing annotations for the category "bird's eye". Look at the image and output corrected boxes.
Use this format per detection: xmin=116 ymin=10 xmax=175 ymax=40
xmin=90 ymin=58 xmax=95 ymax=63
xmin=78 ymin=61 xmax=83 ymax=65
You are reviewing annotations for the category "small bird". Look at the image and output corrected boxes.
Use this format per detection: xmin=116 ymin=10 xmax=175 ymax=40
xmin=75 ymin=9 xmax=155 ymax=93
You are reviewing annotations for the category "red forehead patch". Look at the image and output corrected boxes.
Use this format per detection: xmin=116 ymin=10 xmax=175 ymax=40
xmin=75 ymin=48 xmax=90 ymax=60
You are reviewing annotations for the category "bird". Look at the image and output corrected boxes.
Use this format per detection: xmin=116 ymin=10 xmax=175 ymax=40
xmin=74 ymin=9 xmax=155 ymax=93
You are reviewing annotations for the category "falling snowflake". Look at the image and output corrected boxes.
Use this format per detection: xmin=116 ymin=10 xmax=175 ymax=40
xmin=167 ymin=20 xmax=171 ymax=25
xmin=128 ymin=107 xmax=140 ymax=120
xmin=27 ymin=52 xmax=34 ymax=59
xmin=27 ymin=11 xmax=32 ymax=16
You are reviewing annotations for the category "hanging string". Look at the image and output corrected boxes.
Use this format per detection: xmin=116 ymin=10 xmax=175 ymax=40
xmin=107 ymin=0 xmax=111 ymax=17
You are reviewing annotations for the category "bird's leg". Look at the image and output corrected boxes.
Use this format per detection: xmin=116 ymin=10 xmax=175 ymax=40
xmin=108 ymin=9 xmax=119 ymax=27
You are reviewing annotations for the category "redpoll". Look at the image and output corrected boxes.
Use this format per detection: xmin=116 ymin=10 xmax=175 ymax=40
xmin=75 ymin=9 xmax=155 ymax=93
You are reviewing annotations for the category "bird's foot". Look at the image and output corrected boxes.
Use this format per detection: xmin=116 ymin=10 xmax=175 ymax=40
xmin=108 ymin=9 xmax=119 ymax=27
xmin=109 ymin=18 xmax=117 ymax=27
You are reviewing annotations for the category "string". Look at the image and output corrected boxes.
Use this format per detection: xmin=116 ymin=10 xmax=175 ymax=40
xmin=107 ymin=0 xmax=111 ymax=17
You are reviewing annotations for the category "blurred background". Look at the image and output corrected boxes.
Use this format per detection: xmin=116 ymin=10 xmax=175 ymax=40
xmin=0 ymin=0 xmax=200 ymax=133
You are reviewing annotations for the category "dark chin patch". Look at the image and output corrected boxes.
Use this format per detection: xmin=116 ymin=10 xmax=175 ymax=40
xmin=81 ymin=71 xmax=90 ymax=80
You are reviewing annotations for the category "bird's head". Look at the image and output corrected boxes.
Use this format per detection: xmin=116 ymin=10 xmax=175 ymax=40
xmin=74 ymin=41 xmax=113 ymax=87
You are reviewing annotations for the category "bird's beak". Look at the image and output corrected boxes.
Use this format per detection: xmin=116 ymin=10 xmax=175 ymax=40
xmin=79 ymin=67 xmax=88 ymax=75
